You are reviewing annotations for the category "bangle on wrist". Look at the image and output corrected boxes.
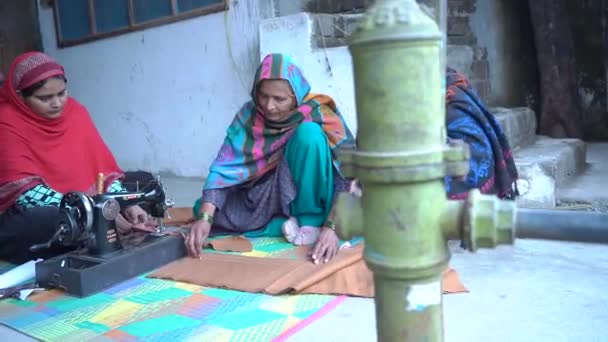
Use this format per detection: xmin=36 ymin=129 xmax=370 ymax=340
xmin=196 ymin=211 xmax=214 ymax=224
xmin=325 ymin=220 xmax=336 ymax=230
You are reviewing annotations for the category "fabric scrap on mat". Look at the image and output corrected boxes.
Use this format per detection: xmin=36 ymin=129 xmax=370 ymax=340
xmin=150 ymin=242 xmax=468 ymax=297
xmin=210 ymin=236 xmax=253 ymax=252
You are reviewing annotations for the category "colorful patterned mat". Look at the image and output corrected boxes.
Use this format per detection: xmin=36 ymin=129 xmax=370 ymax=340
xmin=0 ymin=237 xmax=344 ymax=342
xmin=208 ymin=236 xmax=308 ymax=259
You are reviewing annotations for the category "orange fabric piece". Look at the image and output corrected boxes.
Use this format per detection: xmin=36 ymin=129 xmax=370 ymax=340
xmin=209 ymin=236 xmax=253 ymax=252
xmin=149 ymin=243 xmax=468 ymax=297
xmin=165 ymin=207 xmax=195 ymax=226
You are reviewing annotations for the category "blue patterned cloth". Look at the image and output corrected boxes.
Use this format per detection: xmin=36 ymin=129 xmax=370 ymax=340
xmin=444 ymin=67 xmax=519 ymax=199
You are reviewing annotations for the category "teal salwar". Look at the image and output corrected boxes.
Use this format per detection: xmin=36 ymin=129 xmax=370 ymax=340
xmin=194 ymin=122 xmax=338 ymax=237
xmin=243 ymin=122 xmax=335 ymax=237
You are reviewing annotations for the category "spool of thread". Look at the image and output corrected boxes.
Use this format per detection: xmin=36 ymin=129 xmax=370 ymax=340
xmin=96 ymin=173 xmax=104 ymax=194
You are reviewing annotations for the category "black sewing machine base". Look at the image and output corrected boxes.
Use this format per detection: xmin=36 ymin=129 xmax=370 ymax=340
xmin=35 ymin=234 xmax=186 ymax=298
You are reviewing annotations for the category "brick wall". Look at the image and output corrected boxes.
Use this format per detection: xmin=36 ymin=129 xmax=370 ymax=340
xmin=305 ymin=0 xmax=371 ymax=13
xmin=304 ymin=0 xmax=491 ymax=99
xmin=311 ymin=13 xmax=362 ymax=48
xmin=305 ymin=0 xmax=436 ymax=15
xmin=446 ymin=0 xmax=490 ymax=99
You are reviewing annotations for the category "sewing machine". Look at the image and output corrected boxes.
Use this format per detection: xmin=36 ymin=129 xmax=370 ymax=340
xmin=29 ymin=177 xmax=186 ymax=298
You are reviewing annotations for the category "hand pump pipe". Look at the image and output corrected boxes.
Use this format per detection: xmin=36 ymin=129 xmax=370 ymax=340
xmin=333 ymin=1 xmax=608 ymax=341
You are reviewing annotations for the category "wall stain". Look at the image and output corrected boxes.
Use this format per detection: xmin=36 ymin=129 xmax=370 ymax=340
xmin=118 ymin=111 xmax=159 ymax=162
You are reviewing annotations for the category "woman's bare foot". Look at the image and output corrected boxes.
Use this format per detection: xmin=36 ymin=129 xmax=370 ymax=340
xmin=282 ymin=217 xmax=300 ymax=243
xmin=350 ymin=180 xmax=362 ymax=197
xmin=293 ymin=226 xmax=321 ymax=246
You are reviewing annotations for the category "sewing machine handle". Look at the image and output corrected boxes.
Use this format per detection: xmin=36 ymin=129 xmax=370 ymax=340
xmin=29 ymin=225 xmax=67 ymax=252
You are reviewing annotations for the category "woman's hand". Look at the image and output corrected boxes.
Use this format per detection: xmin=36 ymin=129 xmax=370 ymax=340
xmin=115 ymin=213 xmax=132 ymax=233
xmin=311 ymin=227 xmax=340 ymax=264
xmin=185 ymin=219 xmax=212 ymax=258
xmin=186 ymin=201 xmax=217 ymax=257
xmin=123 ymin=205 xmax=148 ymax=225
xmin=115 ymin=205 xmax=149 ymax=233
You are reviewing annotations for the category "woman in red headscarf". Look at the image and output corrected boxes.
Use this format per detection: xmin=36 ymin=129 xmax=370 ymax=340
xmin=0 ymin=52 xmax=149 ymax=263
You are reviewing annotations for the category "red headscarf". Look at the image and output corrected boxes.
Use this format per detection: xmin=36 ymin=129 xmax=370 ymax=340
xmin=0 ymin=52 xmax=123 ymax=211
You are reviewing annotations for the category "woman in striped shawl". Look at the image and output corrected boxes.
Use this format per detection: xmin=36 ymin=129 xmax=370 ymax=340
xmin=186 ymin=54 xmax=356 ymax=264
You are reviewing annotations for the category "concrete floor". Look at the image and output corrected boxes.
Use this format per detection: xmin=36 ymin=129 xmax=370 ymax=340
xmin=2 ymin=164 xmax=608 ymax=341
xmin=558 ymin=143 xmax=608 ymax=211
xmin=289 ymin=240 xmax=608 ymax=341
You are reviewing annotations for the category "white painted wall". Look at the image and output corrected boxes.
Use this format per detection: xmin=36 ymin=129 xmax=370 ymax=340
xmin=260 ymin=13 xmax=358 ymax=135
xmin=38 ymin=0 xmax=274 ymax=177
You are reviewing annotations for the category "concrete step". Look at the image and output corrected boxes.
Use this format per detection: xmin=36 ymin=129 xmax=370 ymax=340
xmin=556 ymin=143 xmax=608 ymax=212
xmin=514 ymin=136 xmax=587 ymax=209
xmin=491 ymin=107 xmax=536 ymax=150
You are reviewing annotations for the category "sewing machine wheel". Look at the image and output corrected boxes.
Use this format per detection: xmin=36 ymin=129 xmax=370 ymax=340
xmin=101 ymin=199 xmax=120 ymax=221
xmin=56 ymin=192 xmax=94 ymax=247
xmin=56 ymin=210 xmax=79 ymax=246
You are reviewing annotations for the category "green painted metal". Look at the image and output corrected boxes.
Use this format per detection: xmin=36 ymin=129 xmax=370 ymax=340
xmin=335 ymin=1 xmax=608 ymax=340
xmin=334 ymin=0 xmax=516 ymax=340
xmin=465 ymin=190 xmax=517 ymax=251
